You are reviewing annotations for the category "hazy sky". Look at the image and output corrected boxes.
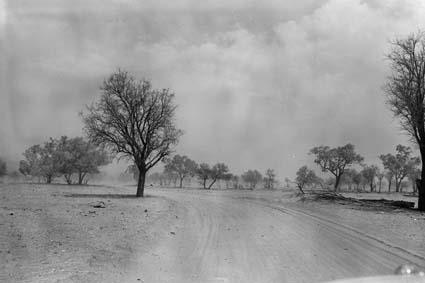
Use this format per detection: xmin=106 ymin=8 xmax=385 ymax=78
xmin=1 ymin=0 xmax=425 ymax=179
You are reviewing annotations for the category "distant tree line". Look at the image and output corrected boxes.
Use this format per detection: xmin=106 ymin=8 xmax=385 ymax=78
xmin=128 ymin=154 xmax=277 ymax=190
xmin=18 ymin=136 xmax=110 ymax=184
xmin=292 ymin=143 xmax=421 ymax=195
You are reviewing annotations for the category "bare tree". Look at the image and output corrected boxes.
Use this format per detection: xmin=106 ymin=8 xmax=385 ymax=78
xmin=56 ymin=136 xmax=110 ymax=185
xmin=164 ymin=155 xmax=197 ymax=188
xmin=81 ymin=70 xmax=182 ymax=197
xmin=294 ymin=166 xmax=318 ymax=194
xmin=361 ymin=165 xmax=379 ymax=192
xmin=380 ymin=145 xmax=420 ymax=193
xmin=207 ymin=163 xmax=229 ymax=189
xmin=196 ymin=163 xmax=212 ymax=189
xmin=385 ymin=31 xmax=425 ymax=210
xmin=19 ymin=140 xmax=61 ymax=184
xmin=385 ymin=171 xmax=393 ymax=192
xmin=264 ymin=168 xmax=276 ymax=189
xmin=241 ymin=170 xmax=262 ymax=189
xmin=310 ymin=144 xmax=364 ymax=192
xmin=376 ymin=169 xmax=385 ymax=193
xmin=349 ymin=169 xmax=363 ymax=192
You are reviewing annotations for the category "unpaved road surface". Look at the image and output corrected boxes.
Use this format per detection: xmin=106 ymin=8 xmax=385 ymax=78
xmin=2 ymin=185 xmax=425 ymax=283
xmin=132 ymin=189 xmax=425 ymax=283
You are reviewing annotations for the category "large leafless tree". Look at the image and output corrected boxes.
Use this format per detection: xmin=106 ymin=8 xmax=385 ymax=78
xmin=81 ymin=70 xmax=182 ymax=197
xmin=385 ymin=32 xmax=425 ymax=210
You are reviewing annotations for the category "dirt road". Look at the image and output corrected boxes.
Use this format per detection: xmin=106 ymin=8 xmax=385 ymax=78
xmin=2 ymin=185 xmax=424 ymax=283
xmin=131 ymin=189 xmax=425 ymax=283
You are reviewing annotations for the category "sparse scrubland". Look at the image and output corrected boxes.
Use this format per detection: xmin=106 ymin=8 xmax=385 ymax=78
xmin=4 ymin=30 xmax=425 ymax=282
xmin=0 ymin=183 xmax=178 ymax=282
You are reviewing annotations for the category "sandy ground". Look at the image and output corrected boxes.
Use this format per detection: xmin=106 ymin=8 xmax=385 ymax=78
xmin=134 ymin=189 xmax=425 ymax=283
xmin=0 ymin=183 xmax=179 ymax=283
xmin=1 ymin=184 xmax=425 ymax=283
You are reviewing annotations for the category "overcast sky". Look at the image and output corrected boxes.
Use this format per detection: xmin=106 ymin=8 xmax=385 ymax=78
xmin=1 ymin=0 xmax=424 ymax=179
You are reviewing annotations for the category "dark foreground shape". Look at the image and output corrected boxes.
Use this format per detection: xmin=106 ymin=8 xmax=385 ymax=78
xmin=358 ymin=199 xmax=415 ymax=209
xmin=64 ymin=194 xmax=138 ymax=199
xmin=301 ymin=192 xmax=415 ymax=210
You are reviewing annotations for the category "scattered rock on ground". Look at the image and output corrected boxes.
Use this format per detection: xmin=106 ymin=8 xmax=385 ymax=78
xmin=90 ymin=201 xmax=106 ymax=208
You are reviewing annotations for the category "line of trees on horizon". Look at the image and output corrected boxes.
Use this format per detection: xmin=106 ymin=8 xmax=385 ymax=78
xmin=291 ymin=143 xmax=421 ymax=195
xmin=127 ymin=154 xmax=278 ymax=190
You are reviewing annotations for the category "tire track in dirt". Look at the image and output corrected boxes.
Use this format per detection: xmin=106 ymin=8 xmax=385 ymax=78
xmin=243 ymin=198 xmax=425 ymax=269
xmin=133 ymin=189 xmax=424 ymax=283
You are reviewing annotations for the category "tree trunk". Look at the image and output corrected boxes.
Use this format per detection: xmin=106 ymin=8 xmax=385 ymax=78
xmin=334 ymin=174 xmax=342 ymax=192
xmin=179 ymin=176 xmax=183 ymax=188
xmin=297 ymin=185 xmax=305 ymax=194
xmin=388 ymin=179 xmax=392 ymax=192
xmin=136 ymin=169 xmax=146 ymax=197
xmin=418 ymin=148 xmax=425 ymax=211
xmin=395 ymin=179 xmax=400 ymax=193
xmin=46 ymin=175 xmax=52 ymax=184
xmin=64 ymin=174 xmax=73 ymax=184
xmin=208 ymin=178 xmax=217 ymax=189
xmin=78 ymin=172 xmax=87 ymax=185
xmin=414 ymin=179 xmax=419 ymax=195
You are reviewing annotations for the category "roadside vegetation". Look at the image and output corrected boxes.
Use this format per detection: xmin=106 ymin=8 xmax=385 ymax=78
xmin=18 ymin=136 xmax=110 ymax=185
xmin=290 ymin=143 xmax=421 ymax=198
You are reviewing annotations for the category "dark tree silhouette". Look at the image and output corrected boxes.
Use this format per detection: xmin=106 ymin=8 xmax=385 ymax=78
xmin=164 ymin=155 xmax=197 ymax=188
xmin=19 ymin=139 xmax=61 ymax=183
xmin=56 ymin=136 xmax=110 ymax=184
xmin=310 ymin=144 xmax=363 ymax=192
xmin=264 ymin=169 xmax=276 ymax=189
xmin=385 ymin=32 xmax=425 ymax=210
xmin=295 ymin=166 xmax=318 ymax=194
xmin=379 ymin=145 xmax=420 ymax=193
xmin=376 ymin=169 xmax=385 ymax=193
xmin=196 ymin=163 xmax=212 ymax=189
xmin=81 ymin=70 xmax=182 ymax=197
xmin=361 ymin=165 xmax=379 ymax=192
xmin=241 ymin=170 xmax=262 ymax=189
xmin=207 ymin=163 xmax=229 ymax=189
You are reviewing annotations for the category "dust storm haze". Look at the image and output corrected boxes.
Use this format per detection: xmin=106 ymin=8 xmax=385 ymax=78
xmin=1 ymin=0 xmax=424 ymax=178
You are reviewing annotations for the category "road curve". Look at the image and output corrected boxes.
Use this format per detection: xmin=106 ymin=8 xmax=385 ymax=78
xmin=133 ymin=189 xmax=424 ymax=283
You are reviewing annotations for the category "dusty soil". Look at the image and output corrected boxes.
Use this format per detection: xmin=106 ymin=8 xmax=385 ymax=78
xmin=2 ymin=185 xmax=425 ymax=283
xmin=0 ymin=183 xmax=179 ymax=283
xmin=134 ymin=189 xmax=425 ymax=283
xmin=291 ymin=192 xmax=425 ymax=264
